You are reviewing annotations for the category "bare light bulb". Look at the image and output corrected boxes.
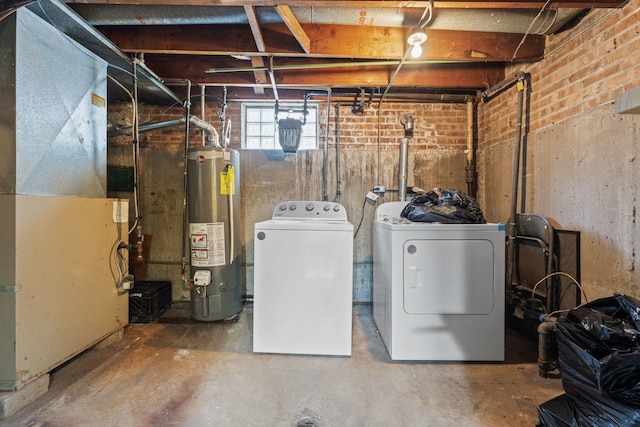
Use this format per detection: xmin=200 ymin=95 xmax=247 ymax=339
xmin=407 ymin=30 xmax=427 ymax=59
xmin=410 ymin=43 xmax=422 ymax=58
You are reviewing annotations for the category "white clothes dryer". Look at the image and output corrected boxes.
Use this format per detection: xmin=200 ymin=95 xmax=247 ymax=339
xmin=373 ymin=202 xmax=506 ymax=361
xmin=253 ymin=201 xmax=354 ymax=356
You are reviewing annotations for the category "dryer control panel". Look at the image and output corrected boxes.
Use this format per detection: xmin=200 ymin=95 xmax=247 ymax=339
xmin=272 ymin=201 xmax=348 ymax=221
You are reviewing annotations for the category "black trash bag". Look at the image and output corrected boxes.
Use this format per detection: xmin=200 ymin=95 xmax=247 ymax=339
xmin=537 ymin=393 xmax=640 ymax=427
xmin=399 ymin=188 xmax=486 ymax=224
xmin=537 ymin=294 xmax=640 ymax=426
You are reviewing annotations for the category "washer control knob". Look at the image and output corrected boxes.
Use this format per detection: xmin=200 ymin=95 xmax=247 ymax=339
xmin=323 ymin=204 xmax=331 ymax=211
xmin=289 ymin=204 xmax=297 ymax=211
xmin=305 ymin=203 xmax=315 ymax=211
xmin=279 ymin=204 xmax=287 ymax=211
xmin=333 ymin=205 xmax=341 ymax=212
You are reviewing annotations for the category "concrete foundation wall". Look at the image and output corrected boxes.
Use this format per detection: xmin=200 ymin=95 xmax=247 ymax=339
xmin=108 ymin=102 xmax=470 ymax=302
xmin=477 ymin=1 xmax=640 ymax=300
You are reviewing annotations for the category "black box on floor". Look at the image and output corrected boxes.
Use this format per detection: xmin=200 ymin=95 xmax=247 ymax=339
xmin=129 ymin=281 xmax=172 ymax=323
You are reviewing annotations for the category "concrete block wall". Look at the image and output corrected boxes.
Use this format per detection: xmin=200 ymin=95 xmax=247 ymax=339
xmin=108 ymin=100 xmax=470 ymax=301
xmin=477 ymin=1 xmax=640 ymax=300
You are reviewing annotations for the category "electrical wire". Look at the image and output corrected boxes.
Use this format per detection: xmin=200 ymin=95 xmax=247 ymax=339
xmin=530 ymin=271 xmax=589 ymax=304
xmin=513 ymin=1 xmax=630 ymax=76
xmin=376 ymin=44 xmax=412 ymax=192
xmin=511 ymin=0 xmax=552 ymax=62
xmin=353 ymin=197 xmax=369 ymax=239
xmin=107 ymin=73 xmax=141 ymax=288
xmin=417 ymin=0 xmax=435 ymax=29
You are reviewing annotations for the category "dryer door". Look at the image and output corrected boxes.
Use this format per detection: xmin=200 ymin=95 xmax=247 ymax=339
xmin=403 ymin=239 xmax=495 ymax=315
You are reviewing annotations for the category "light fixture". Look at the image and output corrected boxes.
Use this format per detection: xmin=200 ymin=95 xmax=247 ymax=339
xmin=407 ymin=29 xmax=427 ymax=59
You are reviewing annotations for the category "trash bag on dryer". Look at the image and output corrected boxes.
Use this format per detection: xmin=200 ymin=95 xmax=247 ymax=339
xmin=400 ymin=188 xmax=486 ymax=224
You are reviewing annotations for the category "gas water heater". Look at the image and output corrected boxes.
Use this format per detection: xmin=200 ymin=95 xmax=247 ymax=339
xmin=187 ymin=147 xmax=242 ymax=321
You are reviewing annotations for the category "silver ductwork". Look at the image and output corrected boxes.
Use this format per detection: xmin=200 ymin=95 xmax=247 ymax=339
xmin=72 ymin=5 xmax=584 ymax=36
xmin=1 ymin=7 xmax=108 ymax=197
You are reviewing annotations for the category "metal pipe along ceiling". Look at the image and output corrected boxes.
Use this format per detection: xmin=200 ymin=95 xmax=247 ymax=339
xmin=74 ymin=5 xmax=584 ymax=36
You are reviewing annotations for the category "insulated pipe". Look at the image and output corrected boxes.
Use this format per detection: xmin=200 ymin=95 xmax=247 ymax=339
xmin=78 ymin=6 xmax=582 ymax=36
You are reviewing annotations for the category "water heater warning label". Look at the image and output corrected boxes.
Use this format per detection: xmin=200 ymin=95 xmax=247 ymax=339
xmin=190 ymin=222 xmax=226 ymax=267
xmin=220 ymin=165 xmax=235 ymax=195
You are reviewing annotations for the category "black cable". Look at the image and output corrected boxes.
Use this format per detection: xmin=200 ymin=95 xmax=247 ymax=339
xmin=353 ymin=197 xmax=368 ymax=239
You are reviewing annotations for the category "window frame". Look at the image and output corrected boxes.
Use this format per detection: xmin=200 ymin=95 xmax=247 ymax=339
xmin=241 ymin=102 xmax=319 ymax=151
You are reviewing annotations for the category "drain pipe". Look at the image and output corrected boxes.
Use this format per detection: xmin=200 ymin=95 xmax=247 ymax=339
xmin=538 ymin=316 xmax=558 ymax=378
xmin=333 ymin=102 xmax=342 ymax=202
xmin=398 ymin=115 xmax=414 ymax=202
xmin=508 ymin=73 xmax=527 ymax=288
xmin=482 ymin=71 xmax=528 ymax=288
xmin=305 ymin=88 xmax=332 ymax=201
xmin=465 ymin=99 xmax=477 ymax=198
xmin=131 ymin=58 xmax=144 ymax=262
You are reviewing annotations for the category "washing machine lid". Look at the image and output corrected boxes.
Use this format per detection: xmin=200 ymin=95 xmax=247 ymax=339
xmin=254 ymin=200 xmax=353 ymax=231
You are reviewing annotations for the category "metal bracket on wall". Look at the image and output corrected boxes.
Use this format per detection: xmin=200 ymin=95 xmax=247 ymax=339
xmin=0 ymin=285 xmax=22 ymax=292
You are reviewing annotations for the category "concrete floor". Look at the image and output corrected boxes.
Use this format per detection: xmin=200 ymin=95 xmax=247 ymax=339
xmin=0 ymin=304 xmax=563 ymax=427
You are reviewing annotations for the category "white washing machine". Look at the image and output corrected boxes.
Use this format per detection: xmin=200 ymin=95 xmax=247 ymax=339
xmin=253 ymin=201 xmax=354 ymax=356
xmin=373 ymin=202 xmax=505 ymax=361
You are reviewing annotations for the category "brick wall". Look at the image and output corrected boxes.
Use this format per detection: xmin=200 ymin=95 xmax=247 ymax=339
xmin=109 ymin=100 xmax=468 ymax=152
xmin=479 ymin=2 xmax=640 ymax=149
xmin=476 ymin=0 xmax=640 ymax=299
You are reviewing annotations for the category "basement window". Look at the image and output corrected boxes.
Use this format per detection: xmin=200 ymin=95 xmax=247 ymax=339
xmin=241 ymin=103 xmax=318 ymax=150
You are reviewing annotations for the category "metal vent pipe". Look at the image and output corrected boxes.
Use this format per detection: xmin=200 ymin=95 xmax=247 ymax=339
xmin=398 ymin=115 xmax=414 ymax=202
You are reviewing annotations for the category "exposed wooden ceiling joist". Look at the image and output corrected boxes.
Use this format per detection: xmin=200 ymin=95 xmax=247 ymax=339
xmin=98 ymin=25 xmax=545 ymax=62
xmin=60 ymin=0 xmax=628 ymax=101
xmin=141 ymin=54 xmax=505 ymax=89
xmin=243 ymin=5 xmax=267 ymax=94
xmin=275 ymin=5 xmax=311 ymax=54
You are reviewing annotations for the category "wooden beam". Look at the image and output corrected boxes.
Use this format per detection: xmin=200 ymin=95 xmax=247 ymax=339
xmin=98 ymin=24 xmax=545 ymax=62
xmin=243 ymin=5 xmax=265 ymax=52
xmin=142 ymin=55 xmax=505 ymax=89
xmin=276 ymin=5 xmax=311 ymax=54
xmin=243 ymin=6 xmax=267 ymax=94
xmin=65 ymin=0 xmax=626 ymax=9
xmin=250 ymin=56 xmax=267 ymax=95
